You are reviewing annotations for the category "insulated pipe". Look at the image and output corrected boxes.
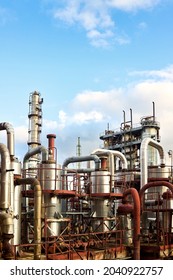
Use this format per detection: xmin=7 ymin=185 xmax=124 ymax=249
xmin=0 ymin=122 xmax=15 ymax=157
xmin=62 ymin=155 xmax=101 ymax=171
xmin=0 ymin=143 xmax=11 ymax=209
xmin=91 ymin=148 xmax=128 ymax=174
xmin=22 ymin=146 xmax=48 ymax=244
xmin=140 ymin=138 xmax=165 ymax=189
xmin=15 ymin=177 xmax=42 ymax=260
xmin=139 ymin=181 xmax=173 ymax=211
xmin=122 ymin=188 xmax=141 ymax=260
xmin=23 ymin=145 xmax=48 ymax=167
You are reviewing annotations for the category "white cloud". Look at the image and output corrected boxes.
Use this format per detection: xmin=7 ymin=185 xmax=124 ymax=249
xmin=106 ymin=0 xmax=160 ymax=11
xmin=73 ymin=111 xmax=103 ymax=124
xmin=130 ymin=65 xmax=173 ymax=82
xmin=14 ymin=125 xmax=28 ymax=143
xmin=87 ymin=29 xmax=115 ymax=47
xmin=46 ymin=0 xmax=161 ymax=47
xmin=138 ymin=21 xmax=148 ymax=30
xmin=43 ymin=119 xmax=58 ymax=129
xmin=58 ymin=110 xmax=67 ymax=129
xmin=72 ymin=89 xmax=123 ymax=109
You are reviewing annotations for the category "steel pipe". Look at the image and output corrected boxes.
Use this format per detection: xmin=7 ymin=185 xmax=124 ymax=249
xmin=0 ymin=143 xmax=14 ymax=259
xmin=15 ymin=177 xmax=42 ymax=260
xmin=122 ymin=188 xmax=141 ymax=260
xmin=139 ymin=180 xmax=173 ymax=211
xmin=23 ymin=145 xmax=48 ymax=166
xmin=0 ymin=122 xmax=15 ymax=157
xmin=62 ymin=155 xmax=101 ymax=171
xmin=140 ymin=138 xmax=165 ymax=189
xmin=0 ymin=143 xmax=11 ymax=209
xmin=91 ymin=148 xmax=128 ymax=173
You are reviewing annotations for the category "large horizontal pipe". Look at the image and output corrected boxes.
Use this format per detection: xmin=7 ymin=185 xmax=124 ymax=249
xmin=62 ymin=155 xmax=101 ymax=171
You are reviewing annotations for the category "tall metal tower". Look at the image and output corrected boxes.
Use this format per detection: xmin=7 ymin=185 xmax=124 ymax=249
xmin=27 ymin=91 xmax=43 ymax=167
xmin=76 ymin=136 xmax=81 ymax=168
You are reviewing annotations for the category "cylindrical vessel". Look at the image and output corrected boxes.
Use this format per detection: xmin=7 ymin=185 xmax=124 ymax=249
xmin=38 ymin=162 xmax=62 ymax=237
xmin=142 ymin=167 xmax=170 ymax=234
xmin=91 ymin=170 xmax=112 ymax=232
xmin=91 ymin=170 xmax=110 ymax=193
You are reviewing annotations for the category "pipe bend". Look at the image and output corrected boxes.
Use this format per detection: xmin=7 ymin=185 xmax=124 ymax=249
xmin=91 ymin=148 xmax=128 ymax=170
xmin=0 ymin=143 xmax=11 ymax=210
xmin=14 ymin=177 xmax=42 ymax=260
xmin=62 ymin=155 xmax=101 ymax=171
xmin=23 ymin=145 xmax=48 ymax=164
xmin=140 ymin=138 xmax=165 ymax=164
xmin=139 ymin=181 xmax=173 ymax=211
xmin=140 ymin=138 xmax=165 ymax=189
xmin=15 ymin=177 xmax=40 ymax=188
xmin=0 ymin=122 xmax=15 ymax=157
xmin=0 ymin=122 xmax=14 ymax=134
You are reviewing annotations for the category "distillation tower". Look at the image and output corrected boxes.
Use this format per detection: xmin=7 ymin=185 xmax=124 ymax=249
xmin=27 ymin=91 xmax=43 ymax=171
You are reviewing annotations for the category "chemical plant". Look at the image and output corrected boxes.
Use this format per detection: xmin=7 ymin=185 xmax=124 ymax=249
xmin=0 ymin=91 xmax=173 ymax=260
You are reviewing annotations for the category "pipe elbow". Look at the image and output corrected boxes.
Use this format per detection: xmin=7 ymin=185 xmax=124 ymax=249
xmin=0 ymin=122 xmax=14 ymax=134
xmin=23 ymin=146 xmax=48 ymax=164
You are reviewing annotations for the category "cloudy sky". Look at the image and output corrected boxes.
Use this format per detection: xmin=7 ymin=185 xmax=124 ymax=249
xmin=0 ymin=0 xmax=173 ymax=164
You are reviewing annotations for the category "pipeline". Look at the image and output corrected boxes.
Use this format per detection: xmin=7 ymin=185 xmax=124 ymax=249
xmin=139 ymin=180 xmax=173 ymax=211
xmin=23 ymin=145 xmax=48 ymax=167
xmin=140 ymin=138 xmax=165 ymax=189
xmin=22 ymin=145 xmax=48 ymax=244
xmin=91 ymin=148 xmax=128 ymax=173
xmin=121 ymin=188 xmax=140 ymax=260
xmin=62 ymin=154 xmax=101 ymax=171
xmin=0 ymin=143 xmax=11 ymax=210
xmin=0 ymin=143 xmax=14 ymax=259
xmin=0 ymin=122 xmax=15 ymax=158
xmin=14 ymin=178 xmax=42 ymax=260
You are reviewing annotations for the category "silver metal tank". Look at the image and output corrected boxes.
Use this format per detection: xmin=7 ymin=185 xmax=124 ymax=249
xmin=148 ymin=166 xmax=170 ymax=197
xmin=38 ymin=162 xmax=62 ymax=237
xmin=91 ymin=170 xmax=112 ymax=232
xmin=91 ymin=170 xmax=110 ymax=193
xmin=142 ymin=167 xmax=170 ymax=235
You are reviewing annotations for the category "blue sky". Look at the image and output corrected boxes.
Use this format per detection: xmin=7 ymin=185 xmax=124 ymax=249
xmin=0 ymin=0 xmax=173 ymax=164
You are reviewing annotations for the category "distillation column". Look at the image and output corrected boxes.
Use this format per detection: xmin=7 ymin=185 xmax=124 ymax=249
xmin=27 ymin=91 xmax=43 ymax=173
